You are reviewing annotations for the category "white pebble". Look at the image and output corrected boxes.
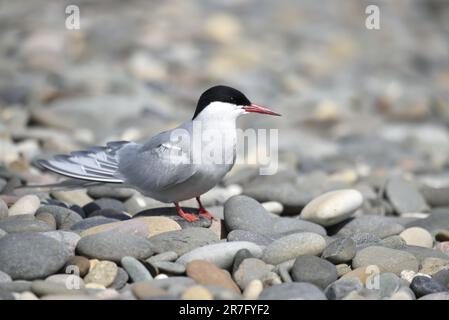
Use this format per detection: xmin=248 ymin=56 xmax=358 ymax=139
xmin=243 ymin=280 xmax=263 ymax=299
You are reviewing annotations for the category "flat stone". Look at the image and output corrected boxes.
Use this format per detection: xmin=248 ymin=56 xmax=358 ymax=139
xmin=36 ymin=205 xmax=83 ymax=230
xmin=432 ymin=269 xmax=449 ymax=287
xmin=0 ymin=280 xmax=32 ymax=293
xmin=152 ymin=261 xmax=185 ymax=275
xmin=0 ymin=233 xmax=69 ymax=280
xmin=406 ymin=210 xmax=449 ymax=234
xmin=386 ymin=177 xmax=430 ymax=215
xmin=337 ymin=216 xmax=405 ymax=239
xmin=88 ymin=208 xmax=131 ymax=221
xmin=148 ymin=227 xmax=218 ymax=255
xmin=84 ymin=260 xmax=118 ymax=287
xmin=51 ymin=190 xmax=92 ymax=207
xmin=8 ymin=195 xmax=40 ymax=216
xmin=35 ymin=212 xmax=57 ymax=229
xmin=262 ymin=232 xmax=326 ymax=265
xmin=291 ymin=255 xmax=338 ymax=289
xmin=83 ymin=198 xmax=126 ymax=216
xmin=243 ymin=279 xmax=263 ymax=299
xmin=76 ymin=231 xmax=153 ymax=262
xmin=227 ymin=230 xmax=274 ymax=246
xmin=300 ymin=189 xmax=363 ymax=227
xmin=419 ymin=257 xmax=449 ymax=276
xmin=121 ymin=256 xmax=153 ymax=282
xmin=399 ymin=227 xmax=433 ymax=248
xmin=0 ymin=215 xmax=54 ymax=233
xmin=186 ymin=260 xmax=240 ymax=293
xmin=177 ymin=241 xmax=263 ymax=269
xmin=30 ymin=280 xmax=86 ymax=297
xmin=321 ymin=237 xmax=356 ymax=264
xmin=353 ymin=246 xmax=419 ymax=275
xmin=146 ymin=251 xmax=178 ymax=263
xmin=381 ymin=235 xmax=407 ymax=249
xmin=350 ymin=233 xmax=383 ymax=250
xmin=402 ymin=246 xmax=449 ymax=264
xmin=259 ymin=282 xmax=327 ymax=300
xmin=87 ymin=186 xmax=135 ymax=201
xmin=377 ymin=272 xmax=402 ymax=298
xmin=224 ymin=195 xmax=326 ymax=237
xmin=342 ymin=265 xmax=380 ymax=286
xmin=70 ymin=216 xmax=118 ymax=232
xmin=132 ymin=281 xmax=170 ymax=299
xmin=45 ymin=274 xmax=85 ymax=288
xmin=419 ymin=292 xmax=449 ymax=300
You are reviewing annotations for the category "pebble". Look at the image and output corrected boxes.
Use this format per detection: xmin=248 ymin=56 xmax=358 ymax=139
xmin=36 ymin=205 xmax=83 ymax=230
xmin=121 ymin=256 xmax=153 ymax=282
xmin=152 ymin=261 xmax=185 ymax=275
xmin=233 ymin=258 xmax=273 ymax=289
xmin=132 ymin=281 xmax=170 ymax=299
xmin=419 ymin=257 xmax=449 ymax=275
xmin=224 ymin=195 xmax=326 ymax=237
xmin=51 ymin=190 xmax=92 ymax=207
xmin=337 ymin=216 xmax=405 ymax=239
xmin=300 ymin=189 xmax=363 ymax=226
xmin=385 ymin=177 xmax=430 ymax=214
xmin=342 ymin=265 xmax=381 ymax=285
xmin=0 ymin=280 xmax=32 ymax=293
xmin=0 ymin=270 xmax=12 ymax=283
xmin=186 ymin=260 xmax=240 ymax=293
xmin=336 ymin=264 xmax=352 ymax=277
xmin=109 ymin=267 xmax=129 ymax=290
xmin=232 ymin=249 xmax=254 ymax=274
xmin=432 ymin=269 xmax=449 ymax=287
xmin=399 ymin=227 xmax=433 ymax=248
xmin=0 ymin=215 xmax=55 ymax=233
xmin=227 ymin=230 xmax=274 ymax=246
xmin=0 ymin=228 xmax=6 ymax=239
xmin=402 ymin=245 xmax=449 ymax=264
xmin=259 ymin=282 xmax=327 ymax=300
xmin=14 ymin=291 xmax=39 ymax=300
xmin=291 ymin=255 xmax=338 ymax=289
xmin=353 ymin=246 xmax=419 ymax=275
xmin=435 ymin=230 xmax=449 ymax=242
xmin=87 ymin=186 xmax=135 ymax=201
xmin=88 ymin=208 xmax=131 ymax=221
xmin=76 ymin=231 xmax=153 ymax=262
xmin=388 ymin=286 xmax=416 ymax=300
xmin=262 ymin=232 xmax=326 ymax=265
xmin=70 ymin=216 xmax=119 ymax=232
xmin=380 ymin=235 xmax=407 ymax=249
xmin=35 ymin=212 xmax=57 ymax=229
xmin=177 ymin=241 xmax=263 ymax=269
xmin=42 ymin=230 xmax=80 ymax=256
xmin=8 ymin=195 xmax=40 ymax=216
xmin=83 ymin=198 xmax=126 ymax=216
xmin=84 ymin=260 xmax=118 ymax=287
xmin=64 ymin=256 xmax=90 ymax=277
xmin=261 ymin=201 xmax=283 ymax=215
xmin=148 ymin=227 xmax=218 ymax=255
xmin=0 ymin=232 xmax=69 ymax=280
xmin=146 ymin=251 xmax=178 ymax=263
xmin=419 ymin=292 xmax=449 ymax=300
xmin=410 ymin=275 xmax=449 ymax=298
xmin=324 ymin=277 xmax=363 ymax=300
xmin=181 ymin=285 xmax=214 ymax=300
xmin=0 ymin=199 xmax=8 ymax=219
xmin=45 ymin=274 xmax=85 ymax=289
xmin=378 ymin=272 xmax=402 ymax=298
xmin=30 ymin=280 xmax=86 ymax=297
xmin=321 ymin=237 xmax=356 ymax=264
xmin=243 ymin=279 xmax=263 ymax=299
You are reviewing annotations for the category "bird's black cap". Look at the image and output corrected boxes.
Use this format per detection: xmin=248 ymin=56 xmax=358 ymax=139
xmin=193 ymin=85 xmax=251 ymax=119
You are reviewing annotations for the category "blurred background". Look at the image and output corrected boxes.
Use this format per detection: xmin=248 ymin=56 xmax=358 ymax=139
xmin=1 ymin=0 xmax=449 ymax=190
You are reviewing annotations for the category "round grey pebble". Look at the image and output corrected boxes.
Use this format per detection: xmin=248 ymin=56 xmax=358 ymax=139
xmin=152 ymin=261 xmax=186 ymax=275
xmin=0 ymin=233 xmax=70 ymax=280
xmin=227 ymin=230 xmax=274 ymax=246
xmin=121 ymin=256 xmax=153 ymax=282
xmin=36 ymin=205 xmax=83 ymax=230
xmin=321 ymin=237 xmax=356 ymax=264
xmin=291 ymin=255 xmax=338 ymax=289
xmin=87 ymin=186 xmax=135 ymax=201
xmin=76 ymin=231 xmax=153 ymax=263
xmin=109 ymin=267 xmax=129 ymax=290
xmin=0 ymin=215 xmax=55 ymax=233
xmin=70 ymin=216 xmax=119 ymax=232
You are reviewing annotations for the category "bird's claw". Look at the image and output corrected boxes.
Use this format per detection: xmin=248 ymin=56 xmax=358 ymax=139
xmin=178 ymin=211 xmax=200 ymax=222
xmin=199 ymin=209 xmax=215 ymax=221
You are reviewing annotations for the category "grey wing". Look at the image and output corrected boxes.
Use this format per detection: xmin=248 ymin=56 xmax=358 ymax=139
xmin=37 ymin=141 xmax=130 ymax=183
xmin=117 ymin=128 xmax=197 ymax=191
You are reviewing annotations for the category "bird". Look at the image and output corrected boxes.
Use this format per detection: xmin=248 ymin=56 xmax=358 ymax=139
xmin=37 ymin=85 xmax=281 ymax=222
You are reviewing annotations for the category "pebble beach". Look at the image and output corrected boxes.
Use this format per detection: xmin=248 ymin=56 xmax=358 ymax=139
xmin=1 ymin=0 xmax=449 ymax=300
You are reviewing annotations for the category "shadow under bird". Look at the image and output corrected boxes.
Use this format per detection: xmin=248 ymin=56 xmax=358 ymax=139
xmin=37 ymin=85 xmax=281 ymax=221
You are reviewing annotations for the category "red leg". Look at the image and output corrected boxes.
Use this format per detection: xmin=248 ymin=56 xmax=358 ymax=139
xmin=196 ymin=197 xmax=215 ymax=220
xmin=174 ymin=202 xmax=199 ymax=222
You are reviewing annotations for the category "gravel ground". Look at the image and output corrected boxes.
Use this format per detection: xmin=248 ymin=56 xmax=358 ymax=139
xmin=1 ymin=0 xmax=449 ymax=300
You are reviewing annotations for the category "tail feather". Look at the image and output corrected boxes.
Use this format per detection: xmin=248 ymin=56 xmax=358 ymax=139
xmin=36 ymin=141 xmax=131 ymax=183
